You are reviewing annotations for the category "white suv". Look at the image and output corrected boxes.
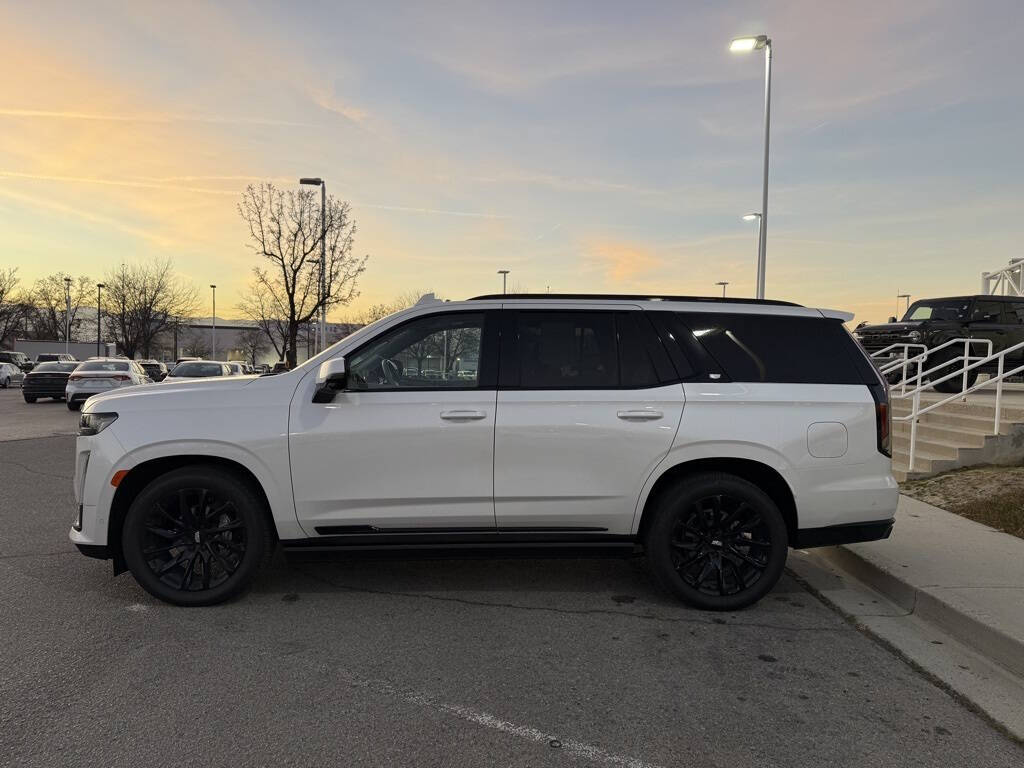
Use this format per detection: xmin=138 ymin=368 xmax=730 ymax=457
xmin=70 ymin=294 xmax=898 ymax=608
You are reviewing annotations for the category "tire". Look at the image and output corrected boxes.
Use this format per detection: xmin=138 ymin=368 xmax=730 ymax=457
xmin=67 ymin=400 xmax=81 ymax=411
xmin=23 ymin=394 xmax=36 ymax=403
xmin=121 ymin=466 xmax=273 ymax=606
xmin=644 ymin=472 xmax=789 ymax=611
xmin=1 ymin=376 xmax=9 ymax=388
xmin=929 ymin=350 xmax=977 ymax=394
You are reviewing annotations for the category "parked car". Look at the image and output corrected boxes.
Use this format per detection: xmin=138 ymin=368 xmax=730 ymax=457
xmin=65 ymin=359 xmax=150 ymax=411
xmin=853 ymin=295 xmax=1024 ymax=392
xmin=0 ymin=350 xmax=33 ymax=373
xmin=0 ymin=362 xmax=25 ymax=388
xmin=270 ymin=361 xmax=289 ymax=374
xmin=22 ymin=361 xmax=79 ymax=402
xmin=70 ymin=294 xmax=897 ymax=607
xmin=254 ymin=363 xmax=270 ymax=374
xmin=175 ymin=356 xmax=201 ymax=366
xmin=164 ymin=360 xmax=231 ymax=381
xmin=226 ymin=361 xmax=247 ymax=376
xmin=36 ymin=353 xmax=77 ymax=364
xmin=138 ymin=360 xmax=168 ymax=381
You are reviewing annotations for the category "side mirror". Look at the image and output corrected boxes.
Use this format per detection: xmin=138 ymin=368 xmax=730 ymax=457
xmin=888 ymin=316 xmax=898 ymax=323
xmin=313 ymin=357 xmax=347 ymax=403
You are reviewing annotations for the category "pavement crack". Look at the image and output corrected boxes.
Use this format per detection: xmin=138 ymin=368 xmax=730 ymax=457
xmin=292 ymin=566 xmax=848 ymax=633
xmin=0 ymin=457 xmax=72 ymax=481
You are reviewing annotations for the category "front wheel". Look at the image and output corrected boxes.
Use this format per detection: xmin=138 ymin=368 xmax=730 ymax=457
xmin=929 ymin=350 xmax=978 ymax=393
xmin=121 ymin=466 xmax=273 ymax=606
xmin=67 ymin=400 xmax=81 ymax=411
xmin=644 ymin=472 xmax=789 ymax=611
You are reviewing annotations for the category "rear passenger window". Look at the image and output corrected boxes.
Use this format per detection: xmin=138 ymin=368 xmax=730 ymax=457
xmin=616 ymin=313 xmax=660 ymax=388
xmin=677 ymin=312 xmax=863 ymax=384
xmin=517 ymin=312 xmax=617 ymax=388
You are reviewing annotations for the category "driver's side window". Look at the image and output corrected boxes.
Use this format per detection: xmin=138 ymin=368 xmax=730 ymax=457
xmin=347 ymin=312 xmax=484 ymax=390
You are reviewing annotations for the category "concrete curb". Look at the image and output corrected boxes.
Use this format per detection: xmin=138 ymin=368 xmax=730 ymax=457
xmin=814 ymin=543 xmax=1024 ymax=680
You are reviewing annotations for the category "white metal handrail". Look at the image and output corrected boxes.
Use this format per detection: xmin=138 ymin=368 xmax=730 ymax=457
xmin=873 ymin=338 xmax=992 ymax=396
xmin=891 ymin=337 xmax=1024 ymax=471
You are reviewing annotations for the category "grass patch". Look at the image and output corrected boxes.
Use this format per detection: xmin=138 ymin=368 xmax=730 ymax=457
xmin=901 ymin=464 xmax=1024 ymax=540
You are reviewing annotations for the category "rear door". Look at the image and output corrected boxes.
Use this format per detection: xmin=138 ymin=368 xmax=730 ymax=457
xmin=493 ymin=307 xmax=684 ymax=535
xmin=966 ymin=299 xmax=1017 ymax=359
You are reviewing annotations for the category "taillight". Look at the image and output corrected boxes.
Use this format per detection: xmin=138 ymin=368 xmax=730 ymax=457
xmin=868 ymin=383 xmax=891 ymax=457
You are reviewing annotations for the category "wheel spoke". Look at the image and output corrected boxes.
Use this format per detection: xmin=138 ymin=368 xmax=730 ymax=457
xmin=145 ymin=525 xmax=182 ymax=540
xmin=207 ymin=544 xmax=238 ymax=575
xmin=179 ymin=550 xmax=199 ymax=590
xmin=723 ymin=556 xmax=747 ymax=590
xmin=144 ymin=543 xmax=183 ymax=556
xmin=720 ymin=502 xmax=751 ymax=532
xmin=736 ymin=514 xmax=763 ymax=532
xmin=200 ymin=550 xmax=211 ymax=589
xmin=205 ymin=521 xmax=243 ymax=535
xmin=156 ymin=549 xmax=188 ymax=575
xmin=177 ymin=489 xmax=192 ymax=526
xmin=714 ymin=555 xmax=727 ymax=596
xmin=726 ymin=545 xmax=768 ymax=569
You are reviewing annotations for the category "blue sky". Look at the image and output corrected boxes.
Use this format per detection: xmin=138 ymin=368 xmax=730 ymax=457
xmin=1 ymin=0 xmax=1022 ymax=322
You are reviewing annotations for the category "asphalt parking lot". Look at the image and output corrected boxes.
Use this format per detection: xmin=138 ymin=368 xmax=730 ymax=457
xmin=1 ymin=387 xmax=1021 ymax=767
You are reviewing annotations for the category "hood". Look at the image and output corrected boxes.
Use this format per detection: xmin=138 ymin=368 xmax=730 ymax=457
xmin=83 ymin=374 xmax=263 ymax=413
xmin=855 ymin=321 xmax=924 ymax=334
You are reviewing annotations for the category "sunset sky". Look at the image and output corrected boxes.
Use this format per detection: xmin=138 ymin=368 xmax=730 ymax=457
xmin=2 ymin=0 xmax=1022 ymax=324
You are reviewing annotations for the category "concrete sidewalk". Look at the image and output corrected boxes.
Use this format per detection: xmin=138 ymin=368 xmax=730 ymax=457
xmin=814 ymin=495 xmax=1024 ymax=678
xmin=790 ymin=495 xmax=1024 ymax=739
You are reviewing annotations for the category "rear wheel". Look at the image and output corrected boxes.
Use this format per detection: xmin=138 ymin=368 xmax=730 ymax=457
xmin=121 ymin=466 xmax=273 ymax=606
xmin=23 ymin=394 xmax=36 ymax=403
xmin=67 ymin=400 xmax=81 ymax=411
xmin=644 ymin=472 xmax=788 ymax=611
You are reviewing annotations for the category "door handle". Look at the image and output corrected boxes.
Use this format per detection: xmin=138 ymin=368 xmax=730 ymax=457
xmin=440 ymin=410 xmax=487 ymax=421
xmin=617 ymin=409 xmax=663 ymax=420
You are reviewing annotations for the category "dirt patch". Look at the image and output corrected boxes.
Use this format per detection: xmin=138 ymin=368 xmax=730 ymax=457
xmin=901 ymin=465 xmax=1024 ymax=539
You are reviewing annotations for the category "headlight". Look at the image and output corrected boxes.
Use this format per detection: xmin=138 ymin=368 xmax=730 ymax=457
xmin=908 ymin=331 xmax=922 ymax=342
xmin=79 ymin=412 xmax=118 ymax=436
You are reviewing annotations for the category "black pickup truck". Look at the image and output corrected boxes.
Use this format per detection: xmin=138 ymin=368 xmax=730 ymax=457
xmin=853 ymin=295 xmax=1024 ymax=392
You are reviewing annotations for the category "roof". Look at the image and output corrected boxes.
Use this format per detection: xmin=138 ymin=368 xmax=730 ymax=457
xmin=468 ymin=293 xmax=801 ymax=307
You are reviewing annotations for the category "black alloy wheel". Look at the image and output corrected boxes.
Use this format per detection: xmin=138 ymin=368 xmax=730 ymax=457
xmin=645 ymin=472 xmax=788 ymax=610
xmin=122 ymin=467 xmax=272 ymax=606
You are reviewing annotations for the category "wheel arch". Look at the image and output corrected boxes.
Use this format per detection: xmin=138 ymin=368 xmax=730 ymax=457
xmin=635 ymin=457 xmax=799 ymax=547
xmin=106 ymin=455 xmax=277 ymax=574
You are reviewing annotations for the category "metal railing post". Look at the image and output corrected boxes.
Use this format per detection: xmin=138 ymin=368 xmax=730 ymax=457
xmin=995 ymin=354 xmax=1004 ymax=436
xmin=961 ymin=339 xmax=970 ymax=399
xmin=909 ymin=388 xmax=920 ymax=472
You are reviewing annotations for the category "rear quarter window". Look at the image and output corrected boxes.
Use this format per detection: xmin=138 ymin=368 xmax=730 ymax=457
xmin=676 ymin=312 xmax=865 ymax=385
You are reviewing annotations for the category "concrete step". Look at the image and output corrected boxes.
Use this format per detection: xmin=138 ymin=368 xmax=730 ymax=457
xmin=892 ymin=410 xmax=1016 ymax=435
xmin=891 ymin=437 xmax=960 ymax=460
xmin=891 ymin=421 xmax=989 ymax=448
xmin=891 ymin=399 xmax=1024 ymax=422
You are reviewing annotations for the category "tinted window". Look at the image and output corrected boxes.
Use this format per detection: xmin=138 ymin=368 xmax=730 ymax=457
xmin=77 ymin=361 xmax=130 ymax=372
xmin=171 ymin=362 xmax=226 ymax=377
xmin=1008 ymin=303 xmax=1024 ymax=324
xmin=348 ymin=312 xmax=484 ymax=390
xmin=616 ymin=313 xmax=660 ymax=388
xmin=902 ymin=299 xmax=971 ymax=322
xmin=970 ymin=301 xmax=1004 ymax=322
xmin=677 ymin=312 xmax=863 ymax=384
xmin=515 ymin=312 xmax=617 ymax=388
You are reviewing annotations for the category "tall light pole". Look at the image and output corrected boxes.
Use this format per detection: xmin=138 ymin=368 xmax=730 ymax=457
xmin=96 ymin=283 xmax=105 ymax=357
xmin=731 ymin=34 xmax=772 ymax=299
xmin=63 ymin=277 xmax=72 ymax=354
xmin=210 ymin=285 xmax=217 ymax=359
xmin=897 ymin=293 xmax=911 ymax=319
xmin=716 ymin=281 xmax=729 ymax=298
xmin=300 ymin=177 xmax=326 ymax=353
xmin=497 ymin=269 xmax=510 ymax=294
xmin=742 ymin=213 xmax=762 ymax=293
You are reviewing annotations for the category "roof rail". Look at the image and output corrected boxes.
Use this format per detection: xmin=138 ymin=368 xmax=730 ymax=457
xmin=467 ymin=293 xmax=802 ymax=307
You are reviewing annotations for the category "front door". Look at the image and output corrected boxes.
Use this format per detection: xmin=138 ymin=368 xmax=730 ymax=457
xmin=494 ymin=309 xmax=684 ymax=536
xmin=289 ymin=310 xmax=499 ymax=535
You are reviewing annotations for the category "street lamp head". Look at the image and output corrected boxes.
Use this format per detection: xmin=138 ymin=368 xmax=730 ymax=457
xmin=730 ymin=35 xmax=768 ymax=52
xmin=743 ymin=213 xmax=761 ymax=221
xmin=210 ymin=284 xmax=216 ymax=289
xmin=96 ymin=283 xmax=105 ymax=289
xmin=299 ymin=177 xmax=323 ymax=186
xmin=497 ymin=269 xmax=510 ymax=275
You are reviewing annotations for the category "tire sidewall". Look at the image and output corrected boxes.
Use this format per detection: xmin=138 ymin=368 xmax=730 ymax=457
xmin=645 ymin=473 xmax=789 ymax=611
xmin=122 ymin=467 xmax=269 ymax=606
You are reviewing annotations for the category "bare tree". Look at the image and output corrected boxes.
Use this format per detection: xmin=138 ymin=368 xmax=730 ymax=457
xmin=237 ymin=182 xmax=369 ymax=367
xmin=237 ymin=282 xmax=288 ymax=361
xmin=102 ymin=260 xmax=198 ymax=359
xmin=27 ymin=273 xmax=93 ymax=341
xmin=181 ymin=328 xmax=210 ymax=358
xmin=237 ymin=327 xmax=267 ymax=367
xmin=0 ymin=268 xmax=30 ymax=347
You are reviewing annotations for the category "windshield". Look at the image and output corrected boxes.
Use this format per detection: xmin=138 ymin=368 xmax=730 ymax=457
xmin=77 ymin=361 xmax=130 ymax=372
xmin=33 ymin=362 xmax=78 ymax=372
xmin=901 ymin=299 xmax=972 ymax=322
xmin=170 ymin=362 xmax=224 ymax=377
